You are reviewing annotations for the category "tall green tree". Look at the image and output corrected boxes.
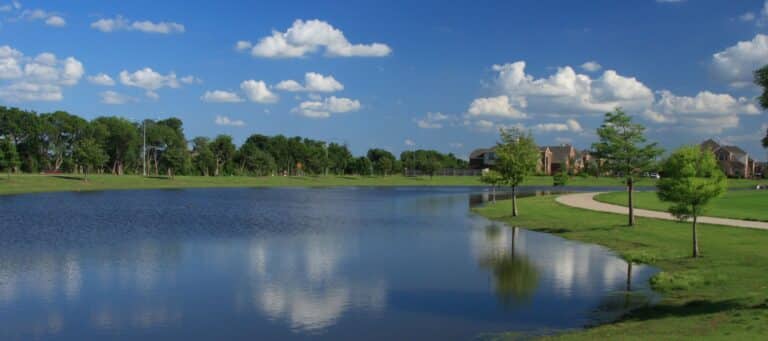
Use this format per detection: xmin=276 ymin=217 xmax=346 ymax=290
xmin=210 ymin=135 xmax=236 ymax=176
xmin=592 ymin=108 xmax=662 ymax=226
xmin=73 ymin=138 xmax=108 ymax=182
xmin=94 ymin=117 xmax=140 ymax=175
xmin=161 ymin=146 xmax=188 ymax=179
xmin=367 ymin=148 xmax=396 ymax=176
xmin=755 ymin=66 xmax=768 ymax=150
xmin=0 ymin=138 xmax=20 ymax=179
xmin=657 ymin=146 xmax=727 ymax=258
xmin=192 ymin=137 xmax=215 ymax=176
xmin=495 ymin=128 xmax=540 ymax=216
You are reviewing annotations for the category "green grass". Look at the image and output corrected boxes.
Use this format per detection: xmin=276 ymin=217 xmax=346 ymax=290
xmin=0 ymin=174 xmax=638 ymax=196
xmin=0 ymin=174 xmax=761 ymax=196
xmin=475 ymin=196 xmax=768 ymax=340
xmin=595 ymin=190 xmax=768 ymax=222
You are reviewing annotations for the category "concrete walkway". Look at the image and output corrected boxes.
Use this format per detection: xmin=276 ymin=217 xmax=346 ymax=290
xmin=556 ymin=192 xmax=768 ymax=231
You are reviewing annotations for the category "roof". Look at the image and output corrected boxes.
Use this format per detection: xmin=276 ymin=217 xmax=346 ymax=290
xmin=547 ymin=145 xmax=575 ymax=163
xmin=720 ymin=145 xmax=747 ymax=156
xmin=701 ymin=139 xmax=720 ymax=151
xmin=469 ymin=147 xmax=495 ymax=159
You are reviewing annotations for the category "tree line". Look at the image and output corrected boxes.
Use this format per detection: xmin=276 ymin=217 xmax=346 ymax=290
xmin=0 ymin=106 xmax=467 ymax=178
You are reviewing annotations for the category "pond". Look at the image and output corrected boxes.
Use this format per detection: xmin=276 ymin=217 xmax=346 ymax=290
xmin=0 ymin=187 xmax=658 ymax=340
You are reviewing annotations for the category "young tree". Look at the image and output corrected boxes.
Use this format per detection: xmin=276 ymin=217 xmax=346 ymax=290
xmin=657 ymin=146 xmax=727 ymax=258
xmin=480 ymin=170 xmax=503 ymax=202
xmin=74 ymin=138 xmax=108 ymax=182
xmin=592 ymin=108 xmax=662 ymax=226
xmin=553 ymin=169 xmax=569 ymax=187
xmin=495 ymin=128 xmax=540 ymax=216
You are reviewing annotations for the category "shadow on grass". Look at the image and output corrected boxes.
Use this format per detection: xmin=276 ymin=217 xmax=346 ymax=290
xmin=623 ymin=299 xmax=749 ymax=322
xmin=144 ymin=176 xmax=171 ymax=180
xmin=51 ymin=175 xmax=85 ymax=181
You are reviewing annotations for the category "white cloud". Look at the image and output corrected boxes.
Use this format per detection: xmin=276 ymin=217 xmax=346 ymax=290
xmin=180 ymin=75 xmax=202 ymax=84
xmin=533 ymin=119 xmax=583 ymax=133
xmin=215 ymin=115 xmax=245 ymax=127
xmin=644 ymin=90 xmax=759 ymax=133
xmin=449 ymin=142 xmax=463 ymax=148
xmin=711 ymin=34 xmax=768 ymax=87
xmin=91 ymin=16 xmax=184 ymax=34
xmin=0 ymin=45 xmax=84 ymax=102
xmin=580 ymin=61 xmax=602 ymax=72
xmin=293 ymin=96 xmax=361 ymax=118
xmin=201 ymin=90 xmax=243 ymax=103
xmin=100 ymin=90 xmax=133 ymax=104
xmin=275 ymin=72 xmax=344 ymax=92
xmin=240 ymin=80 xmax=278 ymax=103
xmin=416 ymin=112 xmax=450 ymax=129
xmin=404 ymin=139 xmax=415 ymax=147
xmin=239 ymin=19 xmax=391 ymax=58
xmin=739 ymin=12 xmax=756 ymax=22
xmin=119 ymin=68 xmax=186 ymax=98
xmin=45 ymin=15 xmax=65 ymax=27
xmin=87 ymin=73 xmax=115 ymax=86
xmin=467 ymin=95 xmax=526 ymax=119
xmin=491 ymin=61 xmax=654 ymax=115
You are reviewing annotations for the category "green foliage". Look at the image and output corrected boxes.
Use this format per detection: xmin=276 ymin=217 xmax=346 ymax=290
xmin=754 ymin=64 xmax=768 ymax=110
xmin=480 ymin=169 xmax=503 ymax=187
xmin=0 ymin=138 xmax=20 ymax=176
xmin=553 ymin=169 xmax=569 ymax=186
xmin=210 ymin=135 xmax=236 ymax=176
xmin=495 ymin=128 xmax=539 ymax=187
xmin=367 ymin=148 xmax=396 ymax=176
xmin=73 ymin=137 xmax=108 ymax=180
xmin=657 ymin=146 xmax=727 ymax=221
xmin=592 ymin=108 xmax=663 ymax=182
xmin=351 ymin=156 xmax=373 ymax=175
xmin=399 ymin=149 xmax=467 ymax=174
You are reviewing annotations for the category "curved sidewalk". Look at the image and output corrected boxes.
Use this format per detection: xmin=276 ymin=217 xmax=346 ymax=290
xmin=556 ymin=192 xmax=768 ymax=231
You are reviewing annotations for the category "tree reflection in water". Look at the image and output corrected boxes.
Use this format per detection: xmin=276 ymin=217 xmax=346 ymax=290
xmin=478 ymin=225 xmax=539 ymax=306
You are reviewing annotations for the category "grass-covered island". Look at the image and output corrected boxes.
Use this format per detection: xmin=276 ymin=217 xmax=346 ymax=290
xmin=475 ymin=194 xmax=768 ymax=340
xmin=595 ymin=190 xmax=768 ymax=222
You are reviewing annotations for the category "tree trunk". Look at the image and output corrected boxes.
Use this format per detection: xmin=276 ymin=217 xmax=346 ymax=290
xmin=83 ymin=168 xmax=88 ymax=182
xmin=692 ymin=214 xmax=700 ymax=258
xmin=511 ymin=185 xmax=518 ymax=217
xmin=627 ymin=178 xmax=635 ymax=226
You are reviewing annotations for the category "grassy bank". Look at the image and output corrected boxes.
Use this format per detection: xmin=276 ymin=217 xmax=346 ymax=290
xmin=0 ymin=174 xmax=635 ymax=196
xmin=595 ymin=190 xmax=768 ymax=222
xmin=475 ymin=195 xmax=768 ymax=339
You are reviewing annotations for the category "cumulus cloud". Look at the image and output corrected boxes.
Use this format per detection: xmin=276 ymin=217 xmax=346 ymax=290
xmin=0 ymin=45 xmax=84 ymax=102
xmin=416 ymin=112 xmax=450 ymax=129
xmin=118 ymin=68 xmax=191 ymax=98
xmin=87 ymin=73 xmax=115 ymax=86
xmin=44 ymin=15 xmax=65 ymax=27
xmin=467 ymin=95 xmax=526 ymax=119
xmin=180 ymin=75 xmax=202 ymax=84
xmin=240 ymin=80 xmax=278 ymax=103
xmin=580 ymin=61 xmax=602 ymax=72
xmin=275 ymin=72 xmax=343 ymax=92
xmin=201 ymin=90 xmax=244 ymax=103
xmin=492 ymin=61 xmax=654 ymax=115
xmin=91 ymin=15 xmax=185 ymax=34
xmin=18 ymin=8 xmax=66 ymax=27
xmin=404 ymin=139 xmax=415 ymax=146
xmin=293 ymin=96 xmax=361 ymax=118
xmin=215 ymin=115 xmax=245 ymax=127
xmin=643 ymin=90 xmax=759 ymax=133
xmin=711 ymin=33 xmax=768 ymax=88
xmin=100 ymin=90 xmax=133 ymax=104
xmin=533 ymin=119 xmax=583 ymax=133
xmin=238 ymin=19 xmax=391 ymax=58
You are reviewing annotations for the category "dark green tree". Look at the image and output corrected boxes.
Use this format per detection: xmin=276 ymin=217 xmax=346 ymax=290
xmin=0 ymin=138 xmax=20 ymax=179
xmin=210 ymin=135 xmax=236 ymax=176
xmin=192 ymin=137 xmax=216 ymax=176
xmin=73 ymin=138 xmax=108 ymax=182
xmin=592 ymin=108 xmax=662 ymax=226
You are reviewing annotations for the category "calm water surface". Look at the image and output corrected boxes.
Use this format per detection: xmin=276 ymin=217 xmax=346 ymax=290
xmin=0 ymin=187 xmax=657 ymax=340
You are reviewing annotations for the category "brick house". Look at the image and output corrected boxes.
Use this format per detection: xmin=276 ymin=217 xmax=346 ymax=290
xmin=700 ymin=139 xmax=755 ymax=178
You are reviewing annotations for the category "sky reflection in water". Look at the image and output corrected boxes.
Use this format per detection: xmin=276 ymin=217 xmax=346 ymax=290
xmin=0 ymin=187 xmax=657 ymax=340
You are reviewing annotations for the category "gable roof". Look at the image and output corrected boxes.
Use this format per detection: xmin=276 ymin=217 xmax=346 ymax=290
xmin=701 ymin=139 xmax=720 ymax=151
xmin=720 ymin=145 xmax=747 ymax=156
xmin=469 ymin=147 xmax=495 ymax=159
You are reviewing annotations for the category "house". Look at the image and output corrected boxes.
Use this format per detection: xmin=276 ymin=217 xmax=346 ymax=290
xmin=700 ymin=139 xmax=755 ymax=178
xmin=469 ymin=147 xmax=497 ymax=170
xmin=471 ymin=143 xmax=581 ymax=175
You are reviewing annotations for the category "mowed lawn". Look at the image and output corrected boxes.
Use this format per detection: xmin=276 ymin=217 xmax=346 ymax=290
xmin=595 ymin=190 xmax=768 ymax=222
xmin=475 ymin=195 xmax=768 ymax=340
xmin=0 ymin=174 xmax=644 ymax=196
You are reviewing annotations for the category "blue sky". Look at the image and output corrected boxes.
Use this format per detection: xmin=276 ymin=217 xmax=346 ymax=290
xmin=1 ymin=0 xmax=767 ymax=159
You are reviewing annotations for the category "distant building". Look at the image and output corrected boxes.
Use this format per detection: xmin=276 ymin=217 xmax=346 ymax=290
xmin=700 ymin=139 xmax=756 ymax=178
xmin=470 ymin=143 xmax=583 ymax=175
